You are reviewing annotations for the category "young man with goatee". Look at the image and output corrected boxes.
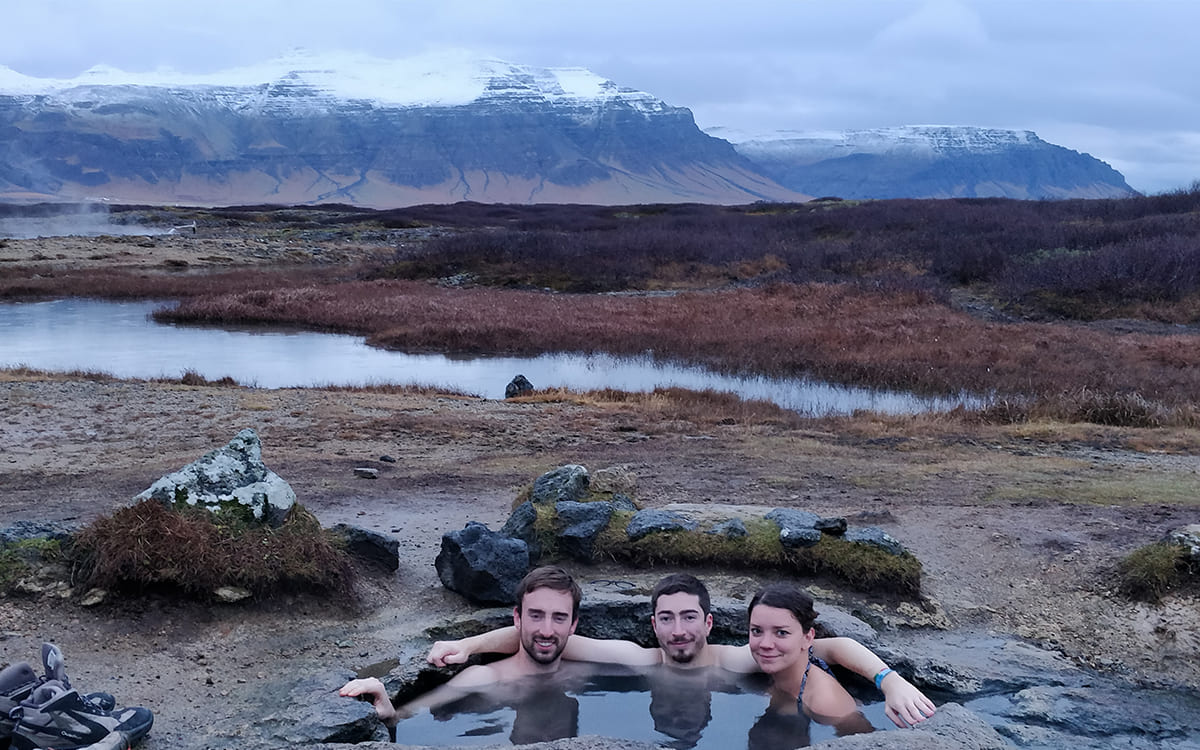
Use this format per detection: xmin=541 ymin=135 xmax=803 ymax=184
xmin=429 ymin=572 xmax=935 ymax=729
xmin=339 ymin=565 xmax=581 ymax=727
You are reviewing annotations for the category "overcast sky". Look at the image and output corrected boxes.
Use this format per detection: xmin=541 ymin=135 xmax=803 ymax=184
xmin=4 ymin=0 xmax=1197 ymax=194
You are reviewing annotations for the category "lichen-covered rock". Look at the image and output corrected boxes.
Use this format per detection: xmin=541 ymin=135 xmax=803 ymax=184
xmin=591 ymin=466 xmax=637 ymax=495
xmin=1168 ymin=524 xmax=1200 ymax=560
xmin=531 ymin=465 xmax=591 ymax=505
xmin=135 ymin=428 xmax=295 ymax=526
xmin=767 ymin=508 xmax=822 ymax=548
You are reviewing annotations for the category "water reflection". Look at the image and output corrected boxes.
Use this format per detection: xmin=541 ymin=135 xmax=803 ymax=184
xmin=0 ymin=298 xmax=977 ymax=415
xmin=396 ymin=669 xmax=890 ymax=749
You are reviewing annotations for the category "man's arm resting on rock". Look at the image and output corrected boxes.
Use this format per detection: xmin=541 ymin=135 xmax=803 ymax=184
xmin=561 ymin=634 xmax=661 ymax=666
xmin=427 ymin=627 xmax=660 ymax=667
xmin=428 ymin=627 xmax=519 ymax=666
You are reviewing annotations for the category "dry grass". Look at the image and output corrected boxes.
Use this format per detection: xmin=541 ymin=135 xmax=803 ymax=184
xmin=514 ymin=386 xmax=808 ymax=429
xmin=0 ymin=366 xmax=119 ymax=383
xmin=71 ymin=500 xmax=354 ymax=600
xmin=153 ymin=280 xmax=1200 ymax=423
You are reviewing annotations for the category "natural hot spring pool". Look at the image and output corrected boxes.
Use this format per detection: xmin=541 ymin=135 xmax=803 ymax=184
xmin=391 ymin=667 xmax=896 ymax=749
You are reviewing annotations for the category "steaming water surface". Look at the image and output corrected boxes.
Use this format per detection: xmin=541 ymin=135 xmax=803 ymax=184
xmin=0 ymin=215 xmax=170 ymax=239
xmin=0 ymin=299 xmax=976 ymax=415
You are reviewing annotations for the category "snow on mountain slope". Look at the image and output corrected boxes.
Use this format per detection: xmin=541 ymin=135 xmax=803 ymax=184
xmin=0 ymin=50 xmax=666 ymax=113
xmin=709 ymin=125 xmax=1040 ymax=162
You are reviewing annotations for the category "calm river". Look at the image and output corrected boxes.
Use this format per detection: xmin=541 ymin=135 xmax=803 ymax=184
xmin=0 ymin=298 xmax=975 ymax=415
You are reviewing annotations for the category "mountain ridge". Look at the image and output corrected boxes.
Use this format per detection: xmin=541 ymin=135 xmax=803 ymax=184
xmin=0 ymin=54 xmax=1133 ymax=206
xmin=714 ymin=125 xmax=1138 ymax=200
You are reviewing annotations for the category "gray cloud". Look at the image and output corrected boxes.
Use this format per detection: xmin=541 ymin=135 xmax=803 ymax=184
xmin=3 ymin=0 xmax=1197 ymax=193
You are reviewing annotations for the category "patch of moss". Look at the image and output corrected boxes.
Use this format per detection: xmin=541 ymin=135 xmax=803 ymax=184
xmin=795 ymin=537 xmax=923 ymax=596
xmin=538 ymin=512 xmax=923 ymax=597
xmin=1118 ymin=542 xmax=1196 ymax=603
xmin=530 ymin=503 xmax=562 ymax=559
xmin=0 ymin=538 xmax=63 ymax=593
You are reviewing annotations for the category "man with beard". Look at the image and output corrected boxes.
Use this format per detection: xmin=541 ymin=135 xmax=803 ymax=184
xmin=339 ymin=565 xmax=581 ymax=728
xmin=429 ymin=573 xmax=934 ymax=728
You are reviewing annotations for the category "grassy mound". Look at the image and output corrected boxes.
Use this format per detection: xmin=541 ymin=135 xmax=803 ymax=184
xmin=71 ymin=500 xmax=354 ymax=601
xmin=530 ymin=504 xmax=923 ymax=597
xmin=1117 ymin=542 xmax=1198 ymax=603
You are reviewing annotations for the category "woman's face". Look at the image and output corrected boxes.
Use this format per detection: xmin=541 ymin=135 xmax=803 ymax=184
xmin=748 ymin=604 xmax=815 ymax=675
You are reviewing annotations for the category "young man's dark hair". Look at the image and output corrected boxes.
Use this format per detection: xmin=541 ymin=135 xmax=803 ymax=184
xmin=514 ymin=565 xmax=582 ymax=621
xmin=650 ymin=573 xmax=711 ymax=616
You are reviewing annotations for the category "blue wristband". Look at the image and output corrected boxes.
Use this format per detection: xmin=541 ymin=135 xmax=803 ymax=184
xmin=873 ymin=667 xmax=894 ymax=690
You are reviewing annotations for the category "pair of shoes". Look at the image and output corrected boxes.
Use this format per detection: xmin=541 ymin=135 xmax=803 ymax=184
xmin=2 ymin=644 xmax=116 ymax=742
xmin=8 ymin=680 xmax=152 ymax=750
xmin=1 ymin=644 xmax=150 ymax=750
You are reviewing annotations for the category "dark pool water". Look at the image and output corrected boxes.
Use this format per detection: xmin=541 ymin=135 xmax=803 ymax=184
xmin=395 ymin=671 xmax=892 ymax=750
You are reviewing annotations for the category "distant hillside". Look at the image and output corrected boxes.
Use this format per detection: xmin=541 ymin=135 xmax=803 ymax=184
xmin=0 ymin=52 xmax=805 ymax=207
xmin=713 ymin=126 xmax=1138 ymax=200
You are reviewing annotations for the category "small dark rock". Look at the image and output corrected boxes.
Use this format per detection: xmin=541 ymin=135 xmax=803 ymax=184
xmin=706 ymin=518 xmax=748 ymax=538
xmin=611 ymin=493 xmax=638 ymax=512
xmin=434 ymin=522 xmax=530 ymax=605
xmin=816 ymin=516 xmax=848 ymax=534
xmin=626 ymin=509 xmax=696 ymax=541
xmin=0 ymin=520 xmax=78 ymax=545
xmin=499 ymin=501 xmax=542 ymax=561
xmin=504 ymin=374 xmax=534 ymax=398
xmin=330 ymin=524 xmax=400 ymax=572
xmin=844 ymin=526 xmax=906 ymax=556
xmin=555 ymin=501 xmax=613 ymax=562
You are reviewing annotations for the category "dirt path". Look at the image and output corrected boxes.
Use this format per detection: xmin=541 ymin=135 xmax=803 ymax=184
xmin=2 ymin=373 xmax=1198 ymax=748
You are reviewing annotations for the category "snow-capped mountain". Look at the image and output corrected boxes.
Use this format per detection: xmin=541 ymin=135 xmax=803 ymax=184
xmin=0 ymin=53 xmax=1137 ymax=207
xmin=711 ymin=125 xmax=1137 ymax=200
xmin=0 ymin=52 xmax=803 ymax=206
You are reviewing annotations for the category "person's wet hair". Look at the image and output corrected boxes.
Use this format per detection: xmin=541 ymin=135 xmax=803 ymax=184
xmin=651 ymin=573 xmax=711 ymax=616
xmin=748 ymin=583 xmax=818 ymax=632
xmin=514 ymin=565 xmax=582 ymax=621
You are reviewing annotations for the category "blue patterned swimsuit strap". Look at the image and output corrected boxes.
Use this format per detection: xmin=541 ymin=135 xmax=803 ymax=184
xmin=796 ymin=646 xmax=836 ymax=708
